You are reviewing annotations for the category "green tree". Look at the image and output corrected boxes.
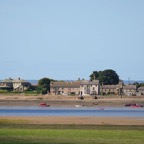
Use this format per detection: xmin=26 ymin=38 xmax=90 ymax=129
xmin=90 ymin=71 xmax=99 ymax=81
xmin=90 ymin=69 xmax=119 ymax=85
xmin=133 ymin=82 xmax=140 ymax=88
xmin=140 ymin=83 xmax=144 ymax=87
xmin=38 ymin=77 xmax=55 ymax=94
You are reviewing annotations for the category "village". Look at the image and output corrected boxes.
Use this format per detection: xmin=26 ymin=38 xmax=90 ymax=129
xmin=0 ymin=77 xmax=144 ymax=97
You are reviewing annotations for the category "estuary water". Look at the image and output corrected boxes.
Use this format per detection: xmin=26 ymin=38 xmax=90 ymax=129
xmin=0 ymin=106 xmax=144 ymax=117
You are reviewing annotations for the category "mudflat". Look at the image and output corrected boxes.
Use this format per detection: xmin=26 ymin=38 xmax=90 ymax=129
xmin=0 ymin=116 xmax=144 ymax=125
xmin=0 ymin=95 xmax=144 ymax=125
xmin=0 ymin=94 xmax=144 ymax=107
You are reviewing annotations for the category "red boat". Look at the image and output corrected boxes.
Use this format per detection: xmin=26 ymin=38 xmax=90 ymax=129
xmin=131 ymin=105 xmax=143 ymax=108
xmin=124 ymin=103 xmax=132 ymax=107
xmin=125 ymin=103 xmax=143 ymax=108
xmin=40 ymin=103 xmax=50 ymax=107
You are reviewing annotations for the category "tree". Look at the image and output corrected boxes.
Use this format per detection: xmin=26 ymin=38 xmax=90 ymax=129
xmin=140 ymin=83 xmax=144 ymax=87
xmin=90 ymin=69 xmax=119 ymax=85
xmin=38 ymin=77 xmax=55 ymax=94
xmin=90 ymin=71 xmax=100 ymax=81
xmin=133 ymin=82 xmax=140 ymax=88
xmin=133 ymin=82 xmax=144 ymax=88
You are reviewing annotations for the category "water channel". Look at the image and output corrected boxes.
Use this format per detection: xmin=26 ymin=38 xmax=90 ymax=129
xmin=0 ymin=106 xmax=144 ymax=117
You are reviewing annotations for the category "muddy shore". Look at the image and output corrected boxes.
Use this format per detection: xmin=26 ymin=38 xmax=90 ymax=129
xmin=0 ymin=116 xmax=144 ymax=125
xmin=0 ymin=95 xmax=144 ymax=107
xmin=0 ymin=95 xmax=144 ymax=125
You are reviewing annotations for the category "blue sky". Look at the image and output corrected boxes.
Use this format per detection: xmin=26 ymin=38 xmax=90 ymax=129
xmin=0 ymin=0 xmax=144 ymax=80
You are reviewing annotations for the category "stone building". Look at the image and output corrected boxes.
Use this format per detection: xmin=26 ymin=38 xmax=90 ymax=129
xmin=0 ymin=77 xmax=31 ymax=91
xmin=12 ymin=78 xmax=31 ymax=91
xmin=123 ymin=85 xmax=137 ymax=96
xmin=137 ymin=86 xmax=144 ymax=95
xmin=50 ymin=81 xmax=81 ymax=95
xmin=80 ymin=80 xmax=100 ymax=96
xmin=50 ymin=80 xmax=100 ymax=96
xmin=100 ymin=84 xmax=123 ymax=95
xmin=0 ymin=78 xmax=13 ymax=91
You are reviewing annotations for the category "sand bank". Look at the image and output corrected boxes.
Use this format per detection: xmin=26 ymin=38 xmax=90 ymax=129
xmin=0 ymin=95 xmax=144 ymax=125
xmin=0 ymin=95 xmax=144 ymax=107
xmin=0 ymin=116 xmax=144 ymax=125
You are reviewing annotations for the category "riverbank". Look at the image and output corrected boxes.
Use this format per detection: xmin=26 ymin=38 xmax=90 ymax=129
xmin=0 ymin=94 xmax=144 ymax=107
xmin=0 ymin=116 xmax=144 ymax=125
xmin=0 ymin=95 xmax=144 ymax=126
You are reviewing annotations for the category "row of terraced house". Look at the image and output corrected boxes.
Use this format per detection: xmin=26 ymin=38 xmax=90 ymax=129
xmin=1 ymin=78 xmax=144 ymax=96
xmin=50 ymin=80 xmax=144 ymax=96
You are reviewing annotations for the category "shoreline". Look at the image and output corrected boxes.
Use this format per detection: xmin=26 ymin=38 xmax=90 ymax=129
xmin=0 ymin=95 xmax=144 ymax=107
xmin=0 ymin=116 xmax=144 ymax=125
xmin=0 ymin=95 xmax=144 ymax=125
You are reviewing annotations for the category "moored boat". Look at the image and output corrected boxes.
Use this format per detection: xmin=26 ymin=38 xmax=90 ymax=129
xmin=40 ymin=103 xmax=50 ymax=107
xmin=75 ymin=105 xmax=83 ymax=108
xmin=125 ymin=103 xmax=143 ymax=108
xmin=131 ymin=104 xmax=143 ymax=108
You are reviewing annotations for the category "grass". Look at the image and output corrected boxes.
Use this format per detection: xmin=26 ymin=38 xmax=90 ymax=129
xmin=0 ymin=90 xmax=39 ymax=96
xmin=0 ymin=122 xmax=144 ymax=144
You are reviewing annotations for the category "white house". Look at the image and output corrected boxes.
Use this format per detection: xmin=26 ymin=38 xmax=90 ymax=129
xmin=80 ymin=80 xmax=100 ymax=96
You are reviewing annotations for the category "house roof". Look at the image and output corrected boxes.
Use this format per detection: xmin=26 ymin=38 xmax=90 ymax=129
xmin=138 ymin=86 xmax=144 ymax=91
xmin=50 ymin=81 xmax=81 ymax=88
xmin=2 ymin=78 xmax=26 ymax=83
xmin=12 ymin=79 xmax=26 ymax=83
xmin=101 ymin=85 xmax=122 ymax=89
xmin=3 ymin=78 xmax=13 ymax=83
xmin=3 ymin=78 xmax=28 ymax=83
xmin=123 ymin=85 xmax=136 ymax=90
xmin=80 ymin=80 xmax=99 ymax=85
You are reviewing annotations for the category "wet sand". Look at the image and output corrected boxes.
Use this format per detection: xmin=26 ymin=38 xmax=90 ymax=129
xmin=0 ymin=95 xmax=144 ymax=107
xmin=0 ymin=95 xmax=144 ymax=125
xmin=0 ymin=116 xmax=144 ymax=125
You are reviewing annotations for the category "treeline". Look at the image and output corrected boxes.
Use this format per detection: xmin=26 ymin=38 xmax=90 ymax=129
xmin=2 ymin=69 xmax=143 ymax=95
xmin=37 ymin=69 xmax=120 ymax=94
xmin=132 ymin=82 xmax=144 ymax=88
xmin=89 ymin=69 xmax=119 ymax=85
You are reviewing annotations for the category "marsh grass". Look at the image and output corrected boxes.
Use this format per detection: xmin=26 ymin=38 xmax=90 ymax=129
xmin=0 ymin=128 xmax=144 ymax=144
xmin=0 ymin=119 xmax=29 ymax=125
xmin=0 ymin=121 xmax=144 ymax=144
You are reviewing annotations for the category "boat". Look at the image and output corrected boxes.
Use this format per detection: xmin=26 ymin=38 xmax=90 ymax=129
xmin=75 ymin=105 xmax=83 ymax=108
xmin=125 ymin=103 xmax=143 ymax=108
xmin=99 ymin=107 xmax=104 ymax=110
xmin=40 ymin=103 xmax=50 ymax=107
xmin=124 ymin=103 xmax=132 ymax=107
xmin=131 ymin=104 xmax=143 ymax=108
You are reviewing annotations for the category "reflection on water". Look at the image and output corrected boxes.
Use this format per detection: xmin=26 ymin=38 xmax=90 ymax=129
xmin=0 ymin=106 xmax=144 ymax=117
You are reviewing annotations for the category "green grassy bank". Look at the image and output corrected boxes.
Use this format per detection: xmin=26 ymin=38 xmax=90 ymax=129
xmin=0 ymin=123 xmax=144 ymax=144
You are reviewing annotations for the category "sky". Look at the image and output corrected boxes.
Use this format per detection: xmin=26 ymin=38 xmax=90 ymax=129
xmin=0 ymin=0 xmax=144 ymax=81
